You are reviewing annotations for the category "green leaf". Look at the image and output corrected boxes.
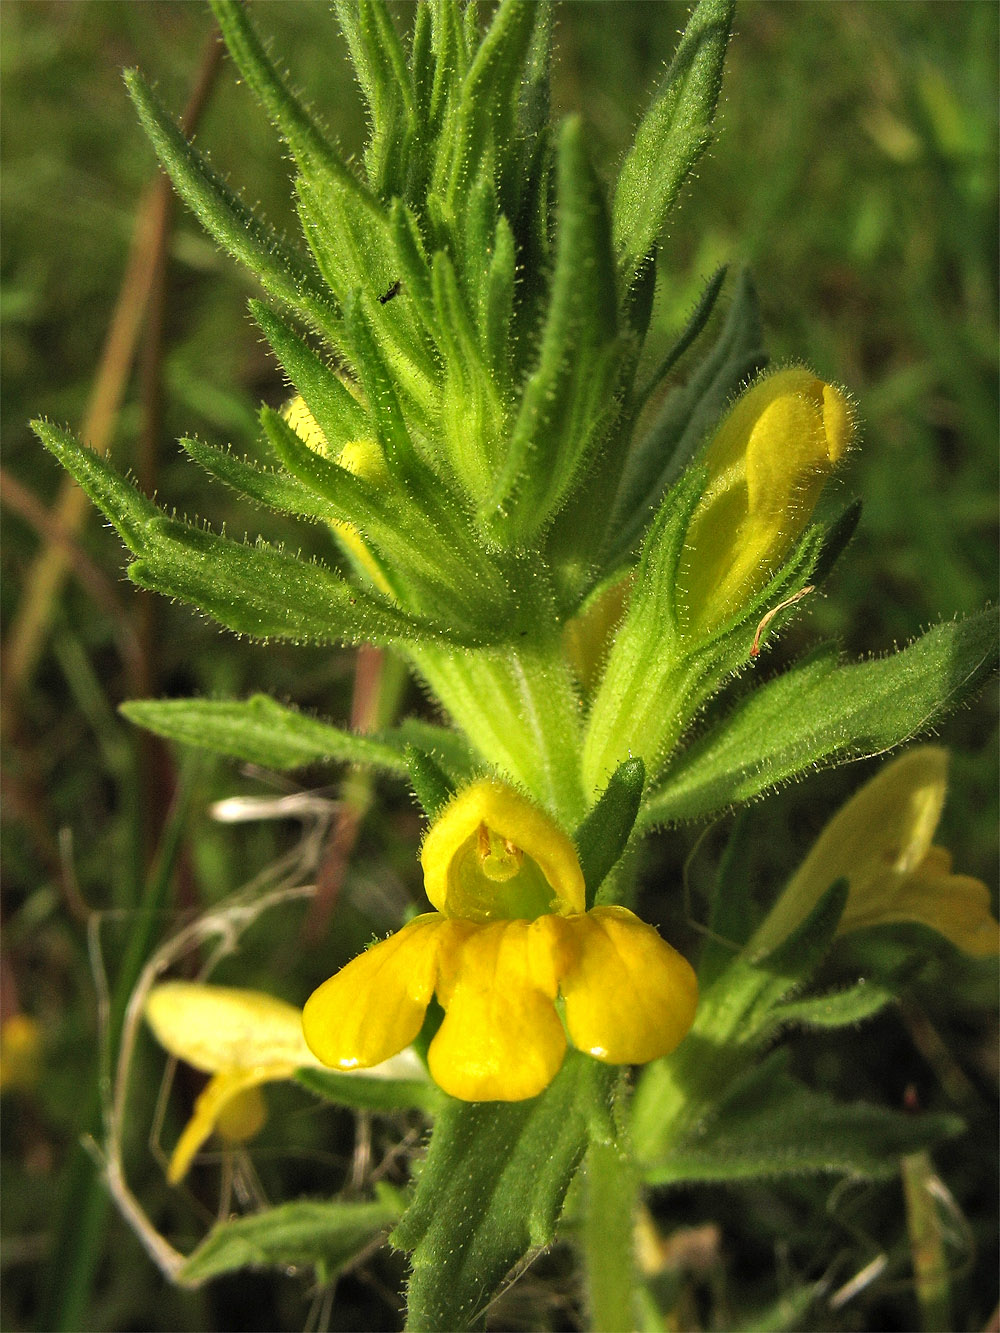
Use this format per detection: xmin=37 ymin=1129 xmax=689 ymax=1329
xmin=123 ymin=70 xmax=336 ymax=336
xmin=435 ymin=0 xmax=538 ymax=211
xmin=431 ymin=249 xmax=507 ymax=501
xmin=32 ymin=419 xmax=158 ymax=552
xmin=178 ymin=1197 xmax=401 ymax=1285
xmin=249 ymin=301 xmax=371 ymax=446
xmin=631 ymin=882 xmax=848 ymax=1162
xmin=179 ymin=436 xmax=335 ymax=521
xmin=405 ymin=745 xmax=457 ymax=820
xmin=334 ymin=0 xmax=415 ymax=196
xmin=127 ymin=516 xmax=415 ymax=646
xmin=295 ymin=1068 xmax=443 ymax=1115
xmin=612 ymin=0 xmax=734 ymax=288
xmin=773 ymin=979 xmax=895 ymax=1031
xmin=641 ymin=607 xmax=1000 ymax=828
xmin=483 ymin=116 xmax=621 ymax=545
xmin=395 ymin=1053 xmax=614 ymax=1332
xmin=606 ymin=268 xmax=765 ymax=567
xmin=119 ymin=695 xmax=412 ymax=773
xmin=634 ymin=264 xmax=727 ymax=407
xmin=576 ymin=758 xmax=645 ymax=909
xmin=209 ymin=0 xmax=355 ymax=185
xmin=641 ymin=1052 xmax=963 ymax=1185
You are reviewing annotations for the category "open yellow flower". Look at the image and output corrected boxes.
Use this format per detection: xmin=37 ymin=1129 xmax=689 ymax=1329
xmin=678 ymin=367 xmax=855 ymax=637
xmin=303 ymin=780 xmax=698 ymax=1102
xmin=751 ymin=747 xmax=999 ymax=958
xmin=145 ymin=981 xmax=420 ymax=1183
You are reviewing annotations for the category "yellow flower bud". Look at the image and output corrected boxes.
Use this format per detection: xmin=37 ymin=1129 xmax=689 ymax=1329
xmin=282 ymin=396 xmax=393 ymax=596
xmin=678 ymin=368 xmax=854 ymax=637
xmin=751 ymin=747 xmax=999 ymax=959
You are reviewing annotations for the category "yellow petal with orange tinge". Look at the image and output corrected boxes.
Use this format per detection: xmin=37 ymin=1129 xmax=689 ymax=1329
xmin=429 ymin=919 xmax=567 ymax=1101
xmin=554 ymin=907 xmax=698 ymax=1065
xmin=302 ymin=915 xmax=445 ymax=1071
xmin=167 ymin=1067 xmax=287 ymax=1184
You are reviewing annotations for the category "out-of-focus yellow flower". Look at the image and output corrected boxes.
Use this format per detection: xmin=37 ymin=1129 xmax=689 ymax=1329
xmin=303 ymin=779 xmax=698 ymax=1102
xmin=283 ymin=396 xmax=393 ymax=596
xmin=0 ymin=1013 xmax=43 ymax=1093
xmin=145 ymin=981 xmax=419 ymax=1183
xmin=751 ymin=747 xmax=999 ymax=958
xmin=678 ymin=367 xmax=855 ymax=637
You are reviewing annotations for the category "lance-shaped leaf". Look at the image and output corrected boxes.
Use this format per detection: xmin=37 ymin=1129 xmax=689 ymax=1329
xmin=32 ymin=420 xmax=467 ymax=648
xmin=432 ymin=250 xmax=507 ymax=500
xmin=394 ymin=1053 xmax=614 ymax=1333
xmin=634 ymin=264 xmax=728 ymax=408
xmin=631 ymin=882 xmax=849 ymax=1163
xmin=641 ymin=1050 xmax=962 ymax=1186
xmin=295 ymin=1067 xmax=443 ymax=1115
xmin=120 ymin=695 xmax=410 ymax=772
xmin=433 ymin=0 xmax=539 ymax=211
xmin=576 ymin=758 xmax=646 ymax=909
xmin=334 ymin=0 xmax=415 ymax=197
xmin=123 ymin=70 xmax=336 ymax=337
xmin=250 ymin=301 xmax=371 ymax=446
xmin=127 ymin=516 xmax=410 ymax=645
xmin=122 ymin=695 xmax=476 ymax=780
xmin=179 ymin=1196 xmax=402 ymax=1285
xmin=210 ymin=0 xmax=358 ymax=186
xmin=640 ymin=607 xmax=1000 ymax=829
xmin=482 ymin=117 xmax=622 ymax=546
xmin=612 ymin=0 xmax=734 ymax=289
xmin=180 ymin=437 xmax=336 ymax=522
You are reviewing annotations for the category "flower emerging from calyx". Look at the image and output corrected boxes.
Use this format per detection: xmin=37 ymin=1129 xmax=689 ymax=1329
xmin=145 ymin=981 xmax=419 ymax=1183
xmin=302 ymin=780 xmax=698 ymax=1102
xmin=751 ymin=747 xmax=999 ymax=958
xmin=678 ymin=367 xmax=855 ymax=637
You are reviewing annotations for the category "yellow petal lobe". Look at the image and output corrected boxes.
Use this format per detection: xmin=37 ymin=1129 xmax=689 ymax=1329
xmin=167 ymin=1067 xmax=286 ymax=1184
xmin=751 ymin=747 xmax=999 ymax=957
xmin=429 ymin=920 xmax=567 ymax=1101
xmin=554 ymin=907 xmax=698 ymax=1064
xmin=145 ymin=982 xmax=319 ymax=1074
xmin=302 ymin=915 xmax=444 ymax=1071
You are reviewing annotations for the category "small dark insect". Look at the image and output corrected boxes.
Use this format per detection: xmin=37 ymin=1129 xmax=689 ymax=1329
xmin=378 ymin=279 xmax=403 ymax=305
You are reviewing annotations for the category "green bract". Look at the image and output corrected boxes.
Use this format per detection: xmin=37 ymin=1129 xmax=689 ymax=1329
xmin=34 ymin=2 xmax=998 ymax=1329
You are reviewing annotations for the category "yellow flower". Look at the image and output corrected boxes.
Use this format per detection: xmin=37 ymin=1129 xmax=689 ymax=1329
xmin=678 ymin=367 xmax=855 ymax=637
xmin=145 ymin=981 xmax=419 ymax=1183
xmin=303 ymin=779 xmax=698 ymax=1102
xmin=0 ymin=1013 xmax=43 ymax=1093
xmin=751 ymin=747 xmax=999 ymax=958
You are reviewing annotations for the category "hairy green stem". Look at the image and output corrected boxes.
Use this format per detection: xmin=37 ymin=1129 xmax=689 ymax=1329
xmin=407 ymin=639 xmax=587 ymax=825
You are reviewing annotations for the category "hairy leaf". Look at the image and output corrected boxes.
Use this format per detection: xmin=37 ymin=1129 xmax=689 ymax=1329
xmin=179 ymin=1197 xmax=401 ymax=1285
xmin=641 ymin=608 xmax=1000 ymax=828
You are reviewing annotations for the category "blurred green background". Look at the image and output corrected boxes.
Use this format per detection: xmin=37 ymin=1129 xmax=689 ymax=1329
xmin=2 ymin=3 xmax=996 ymax=1330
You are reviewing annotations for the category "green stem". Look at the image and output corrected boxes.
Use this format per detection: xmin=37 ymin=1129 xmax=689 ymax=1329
xmin=407 ymin=639 xmax=587 ymax=825
xmin=902 ymin=1150 xmax=952 ymax=1333
xmin=583 ymin=1133 xmax=639 ymax=1333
